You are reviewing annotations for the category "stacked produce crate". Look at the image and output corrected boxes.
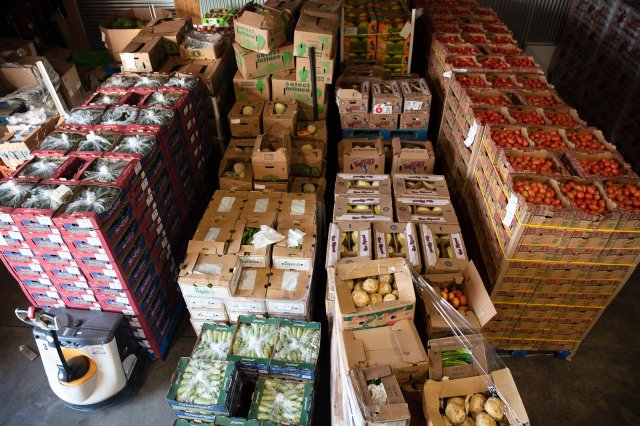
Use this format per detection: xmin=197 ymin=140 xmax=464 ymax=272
xmin=426 ymin=0 xmax=640 ymax=355
xmin=0 ymin=71 xmax=214 ymax=359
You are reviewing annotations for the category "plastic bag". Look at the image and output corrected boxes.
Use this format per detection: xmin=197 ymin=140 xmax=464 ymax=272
xmin=40 ymin=132 xmax=83 ymax=151
xmin=91 ymin=93 xmax=123 ymax=105
xmin=272 ymin=324 xmax=320 ymax=364
xmin=21 ymin=184 xmax=64 ymax=210
xmin=0 ymin=180 xmax=35 ymax=207
xmin=231 ymin=321 xmax=278 ymax=359
xmin=144 ymin=91 xmax=181 ymax=107
xmin=99 ymin=74 xmax=138 ymax=89
xmin=174 ymin=359 xmax=228 ymax=404
xmin=20 ymin=157 xmax=65 ymax=178
xmin=65 ymin=107 xmax=103 ymax=125
xmin=63 ymin=186 xmax=120 ymax=214
xmin=251 ymin=225 xmax=284 ymax=249
xmin=286 ymin=228 xmax=306 ymax=249
xmin=191 ymin=328 xmax=233 ymax=361
xmin=252 ymin=378 xmax=306 ymax=424
xmin=7 ymin=107 xmax=47 ymax=126
xmin=81 ymin=159 xmax=128 ymax=182
xmin=137 ymin=107 xmax=174 ymax=125
xmin=100 ymin=105 xmax=139 ymax=125
xmin=183 ymin=30 xmax=224 ymax=48
xmin=111 ymin=134 xmax=155 ymax=155
xmin=77 ymin=131 xmax=119 ymax=152
xmin=193 ymin=260 xmax=223 ymax=276
xmin=165 ymin=75 xmax=198 ymax=89
xmin=133 ymin=75 xmax=168 ymax=88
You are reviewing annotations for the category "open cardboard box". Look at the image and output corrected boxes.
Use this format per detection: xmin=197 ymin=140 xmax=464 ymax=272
xmin=423 ymin=368 xmax=530 ymax=426
xmin=326 ymin=222 xmax=372 ymax=267
xmin=279 ymin=192 xmax=317 ymax=224
xmin=141 ymin=17 xmax=191 ymax=56
xmin=233 ymin=71 xmax=271 ymax=101
xmin=395 ymin=196 xmax=458 ymax=224
xmin=427 ymin=333 xmax=488 ymax=381
xmin=166 ymin=58 xmax=228 ymax=95
xmin=393 ymin=174 xmax=450 ymax=198
xmin=350 ymin=365 xmax=411 ymax=426
xmin=334 ymin=195 xmax=394 ymax=223
xmin=234 ymin=218 xmax=275 ymax=268
xmin=399 ymin=78 xmax=432 ymax=112
xmin=419 ymin=223 xmax=469 ymax=273
xmin=391 ymin=138 xmax=436 ymax=174
xmin=339 ymin=138 xmax=385 ymax=174
xmin=293 ymin=13 xmax=338 ymax=60
xmin=422 ymin=261 xmax=497 ymax=338
xmin=371 ymin=81 xmax=403 ymax=114
xmin=226 ymin=138 xmax=257 ymax=158
xmin=335 ymin=258 xmax=415 ymax=330
xmin=218 ymin=157 xmax=253 ymax=190
xmin=178 ymin=252 xmax=239 ymax=298
xmin=342 ymin=319 xmax=428 ymax=384
xmin=187 ymin=217 xmax=242 ymax=254
xmin=238 ymin=191 xmax=282 ymax=223
xmin=228 ymin=100 xmax=265 ymax=138
xmin=179 ymin=37 xmax=227 ymax=60
xmin=207 ymin=189 xmax=248 ymax=219
xmin=301 ymin=0 xmax=341 ymax=20
xmin=373 ymin=222 xmax=422 ymax=272
xmin=335 ymin=173 xmax=392 ymax=196
xmin=336 ymin=77 xmax=370 ymax=113
xmin=120 ymin=35 xmax=167 ymax=72
xmin=234 ymin=42 xmax=294 ymax=79
xmin=296 ymin=120 xmax=327 ymax=143
xmin=266 ymin=269 xmax=311 ymax=316
xmin=272 ymin=220 xmax=316 ymax=271
xmin=290 ymin=176 xmax=326 ymax=200
xmin=263 ymin=100 xmax=298 ymax=135
xmin=225 ymin=265 xmax=269 ymax=313
xmin=0 ymin=37 xmax=37 ymax=58
xmin=253 ymin=179 xmax=290 ymax=192
xmin=252 ymin=133 xmax=291 ymax=181
xmin=234 ymin=8 xmax=288 ymax=54
xmin=291 ymin=139 xmax=325 ymax=177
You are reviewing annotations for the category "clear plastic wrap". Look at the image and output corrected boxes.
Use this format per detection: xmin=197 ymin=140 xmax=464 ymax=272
xmin=63 ymin=186 xmax=120 ymax=214
xmin=99 ymin=74 xmax=138 ymax=89
xmin=0 ymin=180 xmax=36 ymax=207
xmin=111 ymin=134 xmax=155 ymax=155
xmin=19 ymin=157 xmax=65 ymax=178
xmin=136 ymin=107 xmax=174 ymax=125
xmin=144 ymin=91 xmax=182 ymax=107
xmin=90 ymin=93 xmax=123 ymax=106
xmin=6 ymin=107 xmax=47 ymax=125
xmin=81 ymin=159 xmax=128 ymax=183
xmin=165 ymin=74 xmax=198 ymax=89
xmin=21 ymin=184 xmax=64 ymax=210
xmin=250 ymin=225 xmax=284 ymax=249
xmin=77 ymin=131 xmax=119 ymax=152
xmin=272 ymin=324 xmax=320 ymax=364
xmin=252 ymin=378 xmax=307 ymax=424
xmin=133 ymin=75 xmax=168 ymax=88
xmin=100 ymin=105 xmax=139 ymax=125
xmin=183 ymin=30 xmax=224 ymax=49
xmin=174 ymin=359 xmax=228 ymax=405
xmin=231 ymin=321 xmax=278 ymax=359
xmin=65 ymin=107 xmax=104 ymax=125
xmin=40 ymin=132 xmax=83 ymax=151
xmin=191 ymin=327 xmax=234 ymax=361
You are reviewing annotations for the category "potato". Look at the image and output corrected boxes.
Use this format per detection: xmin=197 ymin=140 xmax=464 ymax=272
xmin=233 ymin=162 xmax=246 ymax=177
xmin=370 ymin=293 xmax=383 ymax=305
xmin=475 ymin=412 xmax=496 ymax=426
xmin=352 ymin=290 xmax=370 ymax=308
xmin=302 ymin=183 xmax=316 ymax=194
xmin=469 ymin=394 xmax=486 ymax=416
xmin=274 ymin=102 xmax=287 ymax=114
xmin=383 ymin=293 xmax=397 ymax=302
xmin=391 ymin=289 xmax=399 ymax=297
xmin=362 ymin=278 xmax=379 ymax=294
xmin=353 ymin=283 xmax=363 ymax=292
xmin=484 ymin=397 xmax=505 ymax=421
xmin=355 ymin=180 xmax=371 ymax=188
xmin=461 ymin=416 xmax=475 ymax=426
xmin=379 ymin=274 xmax=392 ymax=285
xmin=378 ymin=282 xmax=392 ymax=296
xmin=445 ymin=401 xmax=466 ymax=425
xmin=241 ymin=105 xmax=254 ymax=115
xmin=443 ymin=415 xmax=454 ymax=426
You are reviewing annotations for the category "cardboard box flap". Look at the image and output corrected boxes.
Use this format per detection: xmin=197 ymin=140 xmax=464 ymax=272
xmin=301 ymin=0 xmax=341 ymax=19
xmin=427 ymin=334 xmax=488 ymax=381
xmin=492 ymin=368 xmax=529 ymax=425
xmin=463 ymin=261 xmax=496 ymax=327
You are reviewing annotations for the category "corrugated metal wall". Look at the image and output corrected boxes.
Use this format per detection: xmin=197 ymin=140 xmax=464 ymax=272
xmin=478 ymin=0 xmax=572 ymax=45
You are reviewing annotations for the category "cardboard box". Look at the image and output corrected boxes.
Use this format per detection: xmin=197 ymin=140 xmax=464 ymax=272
xmin=333 ymin=195 xmax=394 ymax=223
xmin=291 ymin=139 xmax=324 ymax=177
xmin=340 ymin=112 xmax=369 ymax=129
xmin=339 ymin=138 xmax=385 ymax=174
xmin=272 ymin=221 xmax=316 ymax=271
xmin=234 ymin=42 xmax=295 ymax=79
xmin=233 ymin=71 xmax=271 ymax=101
xmin=399 ymin=112 xmax=429 ymax=130
xmin=295 ymin=56 xmax=335 ymax=84
xmin=234 ymin=9 xmax=288 ymax=54
xmin=334 ymin=173 xmax=392 ymax=196
xmin=264 ymin=0 xmax=305 ymax=16
xmin=369 ymin=114 xmax=399 ymax=130
xmin=0 ymin=37 xmax=37 ymax=58
xmin=253 ymin=179 xmax=290 ymax=192
xmin=188 ymin=216 xmax=241 ymax=254
xmin=252 ymin=133 xmax=291 ymax=181
xmin=226 ymin=265 xmax=269 ymax=312
xmin=228 ymin=100 xmax=264 ymax=137
xmin=326 ymin=222 xmax=372 ymax=268
xmin=0 ymin=116 xmax=59 ymax=168
xmin=422 ymin=261 xmax=497 ymax=338
xmin=207 ymin=190 xmax=248 ymax=219
xmin=238 ymin=191 xmax=282 ymax=223
xmin=301 ymin=0 xmax=341 ymax=20
xmin=419 ymin=224 xmax=469 ymax=273
xmin=290 ymin=177 xmax=326 ymax=200
xmin=350 ymin=365 xmax=411 ymax=426
xmin=219 ymin=157 xmax=253 ymax=190
xmin=179 ymin=37 xmax=226 ymax=60
xmin=391 ymin=138 xmax=435 ymax=174
xmin=392 ymin=174 xmax=450 ymax=198
xmin=423 ymin=368 xmax=529 ymax=426
xmin=399 ymin=79 xmax=432 ymax=112
xmin=279 ymin=192 xmax=317 ymax=224
xmin=373 ymin=222 xmax=421 ymax=271
xmin=343 ymin=319 xmax=429 ymax=384
xmin=336 ymin=77 xmax=370 ymax=113
xmin=100 ymin=8 xmax=171 ymax=62
xmin=267 ymin=269 xmax=311 ymax=314
xmin=296 ymin=120 xmax=327 ymax=144
xmin=371 ymin=81 xmax=403 ymax=114
xmin=178 ymin=253 xmax=239 ymax=298
xmin=233 ymin=219 xmax=274 ymax=268
xmin=0 ymin=56 xmax=56 ymax=91
xmin=395 ymin=196 xmax=458 ymax=224
xmin=164 ymin=58 xmax=226 ymax=95
xmin=271 ymin=69 xmax=328 ymax=114
xmin=293 ymin=14 xmax=338 ymax=59
xmin=120 ymin=35 xmax=167 ymax=72
xmin=51 ymin=63 xmax=85 ymax=108
xmin=427 ymin=334 xmax=488 ymax=381
xmin=226 ymin=138 xmax=257 ymax=158
xmin=263 ymin=101 xmax=298 ymax=135
xmin=141 ymin=17 xmax=191 ymax=56
xmin=335 ymin=258 xmax=415 ymax=330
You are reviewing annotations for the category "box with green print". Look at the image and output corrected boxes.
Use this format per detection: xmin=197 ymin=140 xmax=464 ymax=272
xmin=248 ymin=377 xmax=314 ymax=425
xmin=234 ymin=42 xmax=295 ymax=79
xmin=271 ymin=69 xmax=327 ymax=110
xmin=234 ymin=8 xmax=288 ymax=54
xmin=293 ymin=13 xmax=338 ymax=59
xmin=233 ymin=71 xmax=271 ymax=101
xmin=295 ymin=56 xmax=335 ymax=84
xmin=228 ymin=316 xmax=280 ymax=374
xmin=269 ymin=319 xmax=321 ymax=380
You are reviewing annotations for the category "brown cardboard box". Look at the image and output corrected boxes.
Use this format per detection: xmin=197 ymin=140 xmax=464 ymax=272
xmin=395 ymin=196 xmax=459 ymax=224
xmin=350 ymin=366 xmax=411 ymax=425
xmin=239 ymin=191 xmax=282 ymax=223
xmin=422 ymin=261 xmax=497 ymax=338
xmin=0 ymin=56 xmax=56 ymax=90
xmin=120 ymin=35 xmax=167 ymax=72
xmin=173 ymin=0 xmax=201 ymax=18
xmin=0 ymin=116 xmax=60 ymax=168
xmin=399 ymin=78 xmax=432 ymax=112
xmin=218 ymin=157 xmax=253 ymax=190
xmin=291 ymin=139 xmax=324 ymax=177
xmin=336 ymin=77 xmax=370 ymax=113
xmin=293 ymin=14 xmax=338 ymax=60
xmin=188 ymin=217 xmax=242 ymax=255
xmin=225 ymin=265 xmax=269 ymax=313
xmin=393 ymin=174 xmax=450 ymax=198
xmin=343 ymin=319 xmax=429 ymax=384
xmin=419 ymin=223 xmax=469 ymax=273
xmin=253 ymin=179 xmax=290 ymax=192
xmin=333 ymin=195 xmax=394 ymax=223
xmin=423 ymin=368 xmax=529 ymax=426
xmin=391 ymin=138 xmax=435 ymax=174
xmin=271 ymin=69 xmax=328 ymax=118
xmin=0 ymin=37 xmax=37 ymax=58
xmin=279 ymin=192 xmax=317 ymax=224
xmin=263 ymin=100 xmax=298 ymax=135
xmin=296 ymin=120 xmax=327 ymax=143
xmin=38 ymin=45 xmax=73 ymax=63
xmin=51 ymin=63 xmax=85 ymax=108
xmin=164 ymin=58 xmax=226 ymax=95
xmin=335 ymin=258 xmax=415 ymax=330
xmin=371 ymin=81 xmax=403 ymax=114
xmin=264 ymin=0 xmax=305 ymax=15
xmin=301 ymin=0 xmax=341 ymax=20
xmin=295 ymin=56 xmax=335 ymax=84
xmin=178 ymin=253 xmax=239 ymax=298
xmin=339 ymin=138 xmax=385 ymax=174
xmin=373 ymin=222 xmax=422 ymax=272
xmin=233 ymin=218 xmax=275 ymax=268
xmin=228 ymin=100 xmax=265 ymax=137
xmin=272 ymin=221 xmax=316 ymax=271
xmin=225 ymin=138 xmax=257 ymax=158
xmin=369 ymin=114 xmax=399 ymax=130
xmin=298 ymin=96 xmax=328 ymax=121
xmin=99 ymin=8 xmax=171 ymax=62
xmin=266 ymin=268 xmax=311 ymax=316
xmin=326 ymin=222 xmax=373 ymax=267
xmin=234 ymin=9 xmax=288 ymax=54
xmin=207 ymin=189 xmax=248 ymax=219
xmin=179 ymin=38 xmax=227 ymax=60
xmin=399 ymin=112 xmax=429 ymax=130
xmin=340 ymin=112 xmax=369 ymax=129
xmin=252 ymin=133 xmax=291 ymax=181
xmin=290 ymin=177 xmax=326 ymax=200
xmin=141 ymin=17 xmax=191 ymax=56
xmin=335 ymin=173 xmax=392 ymax=196
xmin=233 ymin=71 xmax=271 ymax=101
xmin=234 ymin=42 xmax=294 ymax=79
